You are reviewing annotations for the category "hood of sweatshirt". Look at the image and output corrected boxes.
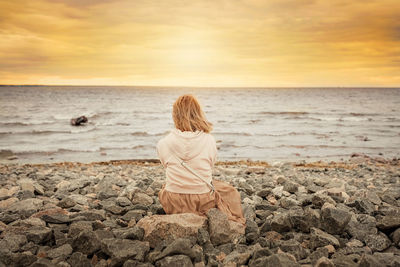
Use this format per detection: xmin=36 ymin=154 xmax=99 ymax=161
xmin=163 ymin=128 xmax=211 ymax=161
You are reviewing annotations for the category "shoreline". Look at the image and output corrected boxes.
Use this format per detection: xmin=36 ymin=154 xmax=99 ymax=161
xmin=1 ymin=153 xmax=399 ymax=168
xmin=0 ymin=154 xmax=399 ymax=266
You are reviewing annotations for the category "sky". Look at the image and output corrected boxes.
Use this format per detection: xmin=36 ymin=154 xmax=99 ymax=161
xmin=0 ymin=0 xmax=399 ymax=87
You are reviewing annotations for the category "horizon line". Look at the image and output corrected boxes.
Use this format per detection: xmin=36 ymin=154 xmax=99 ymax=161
xmin=1 ymin=84 xmax=400 ymax=89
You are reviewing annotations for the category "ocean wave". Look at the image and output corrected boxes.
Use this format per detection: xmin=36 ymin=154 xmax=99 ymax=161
xmin=213 ymin=131 xmax=253 ymax=136
xmin=257 ymin=111 xmax=310 ymax=116
xmin=0 ymin=121 xmax=55 ymax=127
xmin=131 ymin=131 xmax=169 ymax=137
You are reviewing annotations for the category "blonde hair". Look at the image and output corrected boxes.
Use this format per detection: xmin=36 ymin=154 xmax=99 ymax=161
xmin=172 ymin=94 xmax=213 ymax=133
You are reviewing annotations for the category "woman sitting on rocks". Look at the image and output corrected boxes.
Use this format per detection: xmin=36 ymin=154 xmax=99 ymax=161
xmin=157 ymin=94 xmax=245 ymax=225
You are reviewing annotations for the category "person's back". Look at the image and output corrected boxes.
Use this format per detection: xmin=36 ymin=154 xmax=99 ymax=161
xmin=157 ymin=128 xmax=217 ymax=194
xmin=157 ymin=94 xmax=245 ymax=225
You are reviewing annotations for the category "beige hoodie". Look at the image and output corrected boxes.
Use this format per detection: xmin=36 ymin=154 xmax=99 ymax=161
xmin=156 ymin=128 xmax=217 ymax=194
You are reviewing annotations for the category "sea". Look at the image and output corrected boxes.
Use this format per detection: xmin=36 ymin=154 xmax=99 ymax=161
xmin=1 ymin=86 xmax=399 ymax=164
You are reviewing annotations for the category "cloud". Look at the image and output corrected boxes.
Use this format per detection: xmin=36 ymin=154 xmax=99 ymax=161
xmin=0 ymin=0 xmax=399 ymax=86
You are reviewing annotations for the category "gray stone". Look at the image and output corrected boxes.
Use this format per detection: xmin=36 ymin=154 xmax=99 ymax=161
xmin=155 ymin=238 xmax=196 ymax=261
xmin=309 ymin=247 xmax=329 ymax=265
xmin=364 ymin=232 xmax=392 ymax=252
xmin=283 ymin=181 xmax=298 ymax=193
xmin=277 ymin=239 xmax=308 ymax=261
xmin=6 ymin=198 xmax=43 ymax=218
xmin=309 ymin=227 xmax=340 ymax=249
xmin=206 ymin=208 xmax=231 ymax=246
xmin=249 ymin=253 xmax=300 ymax=267
xmin=113 ymin=226 xmax=144 ymax=240
xmin=377 ymin=215 xmax=400 ymax=230
xmin=70 ymin=210 xmax=106 ymax=221
xmin=155 ymin=255 xmax=193 ymax=267
xmin=358 ymin=254 xmax=381 ymax=267
xmin=46 ymin=244 xmax=73 ymax=259
xmin=224 ymin=250 xmax=252 ymax=265
xmin=321 ymin=205 xmax=351 ymax=235
xmin=121 ymin=210 xmax=145 ymax=222
xmin=132 ymin=192 xmax=153 ymax=206
xmin=26 ymin=226 xmax=53 ymax=244
xmin=0 ymin=234 xmax=27 ymax=252
xmin=30 ymin=258 xmax=58 ymax=267
xmin=67 ymin=252 xmax=92 ymax=267
xmin=270 ymin=212 xmax=292 ymax=233
xmin=315 ymin=256 xmax=334 ymax=267
xmin=57 ymin=197 xmax=76 ymax=209
xmin=346 ymin=214 xmax=377 ymax=242
xmin=100 ymin=238 xmax=150 ymax=263
xmin=72 ymin=230 xmax=101 ymax=255
xmin=68 ymin=221 xmax=93 ymax=238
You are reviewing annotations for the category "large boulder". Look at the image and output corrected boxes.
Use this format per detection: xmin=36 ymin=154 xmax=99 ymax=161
xmin=137 ymin=213 xmax=207 ymax=248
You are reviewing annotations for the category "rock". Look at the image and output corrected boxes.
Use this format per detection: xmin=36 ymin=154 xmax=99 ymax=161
xmin=277 ymin=240 xmax=308 ymax=261
xmin=352 ymin=199 xmax=375 ymax=215
xmin=46 ymin=244 xmax=73 ymax=259
xmin=206 ymin=208 xmax=244 ymax=246
xmin=391 ymin=228 xmax=400 ymax=245
xmin=31 ymin=208 xmax=71 ymax=224
xmin=137 ymin=213 xmax=207 ymax=248
xmin=155 ymin=238 xmax=196 ymax=261
xmin=67 ymin=252 xmax=92 ymax=267
xmin=57 ymin=197 xmax=76 ymax=208
xmin=331 ymin=253 xmax=361 ymax=266
xmin=346 ymin=239 xmax=364 ymax=248
xmin=68 ymin=221 xmax=93 ymax=238
xmin=249 ymin=253 xmax=300 ymax=267
xmin=272 ymin=186 xmax=284 ymax=198
xmin=101 ymin=238 xmax=150 ymax=264
xmin=315 ymin=256 xmax=334 ymax=267
xmin=358 ymin=254 xmax=381 ymax=267
xmin=6 ymin=198 xmax=43 ymax=218
xmin=279 ymin=197 xmax=299 ymax=209
xmin=309 ymin=227 xmax=340 ymax=249
xmin=113 ymin=226 xmax=144 ymax=240
xmin=346 ymin=214 xmax=377 ymax=242
xmin=30 ymin=258 xmax=58 ymax=267
xmin=312 ymin=193 xmax=335 ymax=208
xmin=309 ymin=247 xmax=329 ymax=265
xmin=224 ymin=250 xmax=252 ymax=265
xmin=72 ymin=230 xmax=101 ymax=255
xmin=70 ymin=210 xmax=106 ymax=221
xmin=376 ymin=216 xmax=400 ymax=230
xmin=207 ymin=208 xmax=231 ymax=246
xmin=0 ymin=234 xmax=27 ymax=252
xmin=283 ymin=181 xmax=298 ymax=193
xmin=0 ymin=197 xmax=18 ymax=209
xmin=270 ymin=212 xmax=291 ymax=233
xmin=132 ymin=192 xmax=153 ymax=206
xmin=320 ymin=204 xmax=351 ymax=235
xmin=26 ymin=226 xmax=53 ymax=244
xmin=364 ymin=232 xmax=392 ymax=252
xmin=155 ymin=254 xmax=193 ymax=267
xmin=122 ymin=210 xmax=145 ymax=222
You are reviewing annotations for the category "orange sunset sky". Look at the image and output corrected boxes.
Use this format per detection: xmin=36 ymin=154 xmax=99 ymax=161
xmin=0 ymin=0 xmax=399 ymax=87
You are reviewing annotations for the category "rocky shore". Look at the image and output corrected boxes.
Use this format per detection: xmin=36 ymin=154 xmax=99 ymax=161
xmin=0 ymin=155 xmax=399 ymax=267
